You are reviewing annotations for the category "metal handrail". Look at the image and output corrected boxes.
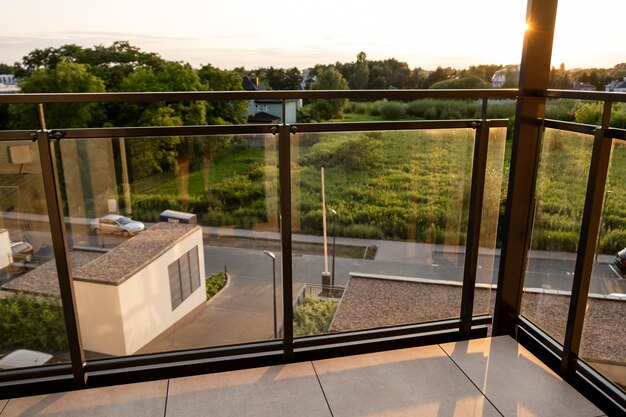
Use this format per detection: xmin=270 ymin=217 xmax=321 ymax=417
xmin=0 ymin=88 xmax=519 ymax=104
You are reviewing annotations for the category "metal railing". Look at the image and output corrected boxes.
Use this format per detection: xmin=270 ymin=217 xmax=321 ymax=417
xmin=0 ymin=87 xmax=624 ymax=414
xmin=0 ymin=88 xmax=510 ymax=394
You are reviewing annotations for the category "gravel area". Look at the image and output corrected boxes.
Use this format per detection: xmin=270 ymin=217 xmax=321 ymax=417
xmin=330 ymin=276 xmax=626 ymax=364
xmin=1 ymin=251 xmax=100 ymax=296
xmin=74 ymin=223 xmax=200 ymax=284
xmin=522 ymin=292 xmax=626 ymax=364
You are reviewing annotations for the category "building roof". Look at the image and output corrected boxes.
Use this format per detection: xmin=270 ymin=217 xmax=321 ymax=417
xmin=74 ymin=222 xmax=200 ymax=285
xmin=1 ymin=251 xmax=101 ymax=296
xmin=247 ymin=111 xmax=281 ymax=123
xmin=1 ymin=222 xmax=201 ymax=295
xmin=242 ymin=75 xmax=267 ymax=91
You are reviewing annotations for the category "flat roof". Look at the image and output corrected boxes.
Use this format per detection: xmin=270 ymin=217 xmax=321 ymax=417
xmin=1 ymin=222 xmax=201 ymax=295
xmin=74 ymin=222 xmax=200 ymax=285
xmin=1 ymin=251 xmax=100 ymax=296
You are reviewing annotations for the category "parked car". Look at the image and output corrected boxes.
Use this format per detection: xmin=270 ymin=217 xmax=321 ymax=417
xmin=0 ymin=349 xmax=52 ymax=370
xmin=614 ymin=247 xmax=626 ymax=273
xmin=89 ymin=214 xmax=145 ymax=237
xmin=10 ymin=241 xmax=33 ymax=263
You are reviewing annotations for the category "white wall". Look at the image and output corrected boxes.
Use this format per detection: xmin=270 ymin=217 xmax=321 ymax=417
xmin=0 ymin=229 xmax=11 ymax=269
xmin=117 ymin=228 xmax=206 ymax=354
xmin=75 ymin=281 xmax=125 ymax=355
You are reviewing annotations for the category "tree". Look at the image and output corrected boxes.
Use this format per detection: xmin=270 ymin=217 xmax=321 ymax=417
xmin=197 ymin=64 xmax=249 ymax=125
xmin=310 ymin=67 xmax=349 ymax=121
xmin=8 ymin=60 xmax=105 ymax=129
xmin=420 ymin=66 xmax=455 ymax=89
xmin=430 ymin=75 xmax=491 ymax=89
xmin=349 ymin=52 xmax=369 ymax=90
xmin=257 ymin=67 xmax=302 ymax=90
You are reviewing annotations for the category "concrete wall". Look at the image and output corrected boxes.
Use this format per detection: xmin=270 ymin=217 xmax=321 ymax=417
xmin=117 ymin=227 xmax=206 ymax=354
xmin=75 ymin=280 xmax=125 ymax=355
xmin=0 ymin=229 xmax=11 ymax=269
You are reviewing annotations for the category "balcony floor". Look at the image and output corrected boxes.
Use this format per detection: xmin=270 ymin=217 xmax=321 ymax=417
xmin=0 ymin=336 xmax=605 ymax=417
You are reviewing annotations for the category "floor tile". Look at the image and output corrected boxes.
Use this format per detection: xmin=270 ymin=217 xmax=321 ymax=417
xmin=314 ymin=344 xmax=501 ymax=417
xmin=166 ymin=362 xmax=331 ymax=417
xmin=440 ymin=336 xmax=603 ymax=417
xmin=0 ymin=399 xmax=8 ymax=414
xmin=0 ymin=380 xmax=166 ymax=417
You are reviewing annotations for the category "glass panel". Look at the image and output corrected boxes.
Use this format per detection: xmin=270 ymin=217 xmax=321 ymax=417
xmin=290 ymin=129 xmax=474 ymax=337
xmin=581 ymin=138 xmax=626 ymax=392
xmin=0 ymin=140 xmax=70 ymax=371
xmin=60 ymin=134 xmax=280 ymax=358
xmin=521 ymin=129 xmax=593 ymax=344
xmin=473 ymin=127 xmax=507 ymax=316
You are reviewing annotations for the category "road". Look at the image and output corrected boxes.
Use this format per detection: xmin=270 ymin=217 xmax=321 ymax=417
xmin=203 ymin=245 xmax=626 ymax=296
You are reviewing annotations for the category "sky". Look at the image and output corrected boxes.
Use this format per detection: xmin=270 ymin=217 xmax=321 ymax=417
xmin=0 ymin=0 xmax=624 ymax=71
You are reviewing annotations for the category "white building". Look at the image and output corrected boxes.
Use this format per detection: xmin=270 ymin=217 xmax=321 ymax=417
xmin=491 ymin=69 xmax=507 ymax=88
xmin=605 ymin=77 xmax=626 ymax=92
xmin=2 ymin=222 xmax=207 ymax=356
xmin=242 ymin=75 xmax=298 ymax=124
xmin=0 ymin=74 xmax=19 ymax=94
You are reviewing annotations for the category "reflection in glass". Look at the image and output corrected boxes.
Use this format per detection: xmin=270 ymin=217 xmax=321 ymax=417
xmin=0 ymin=140 xmax=69 ymax=371
xmin=521 ymin=129 xmax=593 ymax=344
xmin=473 ymin=127 xmax=507 ymax=316
xmin=54 ymin=134 xmax=280 ymax=358
xmin=581 ymin=139 xmax=626 ymax=392
xmin=290 ymin=129 xmax=475 ymax=336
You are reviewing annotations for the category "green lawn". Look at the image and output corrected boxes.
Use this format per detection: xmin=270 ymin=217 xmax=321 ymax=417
xmin=132 ymin=117 xmax=625 ymax=254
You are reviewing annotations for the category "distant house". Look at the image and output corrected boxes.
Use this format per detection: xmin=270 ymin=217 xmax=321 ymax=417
xmin=0 ymin=74 xmax=19 ymax=94
xmin=491 ymin=69 xmax=507 ymax=88
xmin=242 ymin=75 xmax=298 ymax=124
xmin=491 ymin=67 xmax=519 ymax=88
xmin=573 ymin=82 xmax=596 ymax=91
xmin=605 ymin=77 xmax=626 ymax=92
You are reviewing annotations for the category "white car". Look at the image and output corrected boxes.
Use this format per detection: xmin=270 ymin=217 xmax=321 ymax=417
xmin=89 ymin=214 xmax=145 ymax=237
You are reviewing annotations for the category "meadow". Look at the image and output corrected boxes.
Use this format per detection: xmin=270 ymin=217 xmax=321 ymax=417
xmin=131 ymin=99 xmax=626 ymax=254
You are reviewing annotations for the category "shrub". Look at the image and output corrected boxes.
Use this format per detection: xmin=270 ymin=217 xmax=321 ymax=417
xmin=599 ymin=230 xmax=626 ymax=255
xmin=0 ymin=293 xmax=67 ymax=353
xmin=206 ymin=272 xmax=228 ymax=299
xmin=379 ymin=102 xmax=406 ymax=120
xmin=293 ymin=298 xmax=338 ymax=337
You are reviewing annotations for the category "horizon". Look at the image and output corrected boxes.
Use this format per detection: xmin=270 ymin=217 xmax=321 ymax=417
xmin=0 ymin=0 xmax=624 ymax=71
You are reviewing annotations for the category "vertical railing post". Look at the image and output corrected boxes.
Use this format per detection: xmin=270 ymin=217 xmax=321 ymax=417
xmin=36 ymin=130 xmax=86 ymax=387
xmin=493 ymin=0 xmax=558 ymax=336
xmin=278 ymin=124 xmax=294 ymax=361
xmin=560 ymin=102 xmax=613 ymax=378
xmin=460 ymin=120 xmax=490 ymax=338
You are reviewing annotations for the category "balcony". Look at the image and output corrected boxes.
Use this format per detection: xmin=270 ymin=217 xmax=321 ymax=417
xmin=1 ymin=3 xmax=626 ymax=415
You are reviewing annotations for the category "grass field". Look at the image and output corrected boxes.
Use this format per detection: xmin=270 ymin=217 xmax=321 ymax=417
xmin=131 ymin=119 xmax=625 ymax=254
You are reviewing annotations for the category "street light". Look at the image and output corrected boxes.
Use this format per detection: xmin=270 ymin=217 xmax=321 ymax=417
xmin=329 ymin=208 xmax=337 ymax=288
xmin=263 ymin=250 xmax=278 ymax=339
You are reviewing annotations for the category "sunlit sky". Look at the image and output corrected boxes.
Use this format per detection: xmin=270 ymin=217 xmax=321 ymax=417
xmin=0 ymin=0 xmax=624 ymax=70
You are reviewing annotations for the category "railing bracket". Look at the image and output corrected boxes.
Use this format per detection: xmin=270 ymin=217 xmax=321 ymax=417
xmin=49 ymin=130 xmax=66 ymax=141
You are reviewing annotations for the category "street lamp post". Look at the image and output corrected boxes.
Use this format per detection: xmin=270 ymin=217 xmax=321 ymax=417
xmin=263 ymin=250 xmax=278 ymax=339
xmin=329 ymin=208 xmax=337 ymax=287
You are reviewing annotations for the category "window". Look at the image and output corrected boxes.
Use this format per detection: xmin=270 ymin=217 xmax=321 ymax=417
xmin=168 ymin=246 xmax=201 ymax=310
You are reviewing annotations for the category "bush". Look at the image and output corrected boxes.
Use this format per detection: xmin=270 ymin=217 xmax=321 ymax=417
xmin=0 ymin=293 xmax=67 ymax=353
xmin=293 ymin=298 xmax=338 ymax=337
xmin=599 ymin=230 xmax=626 ymax=255
xmin=379 ymin=102 xmax=406 ymax=120
xmin=206 ymin=272 xmax=228 ymax=299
